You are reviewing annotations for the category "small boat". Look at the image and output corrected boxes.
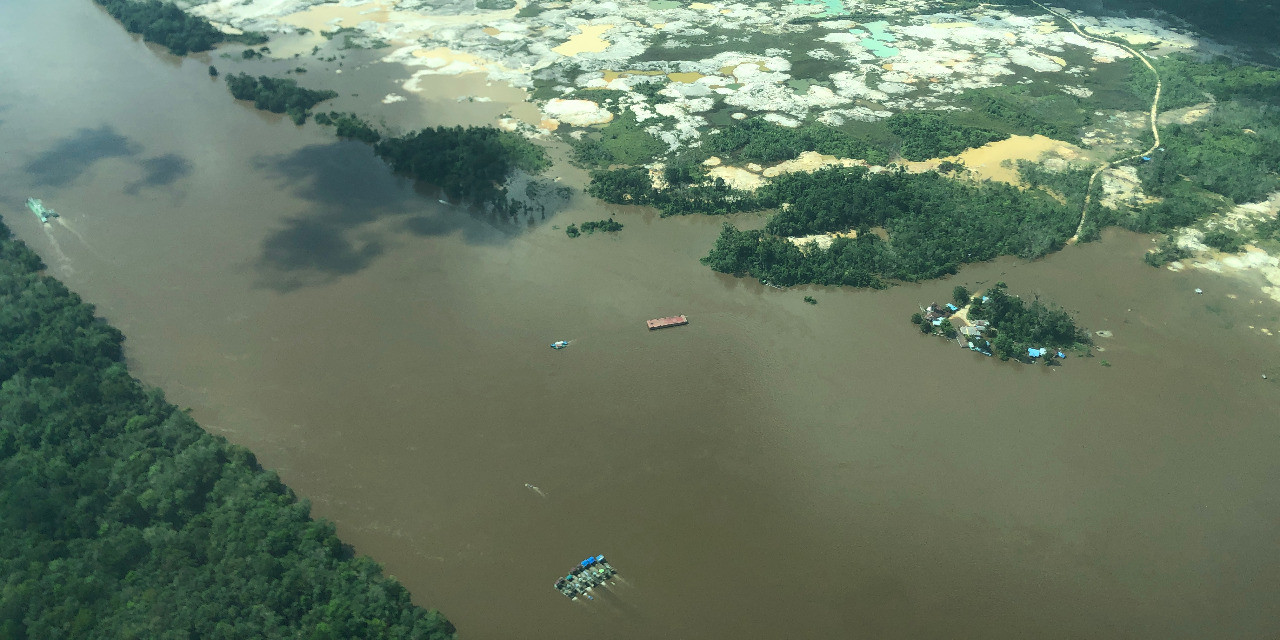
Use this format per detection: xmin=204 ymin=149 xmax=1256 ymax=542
xmin=26 ymin=198 xmax=58 ymax=224
xmin=551 ymin=340 xmax=569 ymax=349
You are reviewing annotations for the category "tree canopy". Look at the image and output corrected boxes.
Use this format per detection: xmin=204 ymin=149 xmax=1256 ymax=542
xmin=94 ymin=0 xmax=266 ymax=56
xmin=225 ymin=73 xmax=339 ymax=125
xmin=0 ymin=220 xmax=455 ymax=640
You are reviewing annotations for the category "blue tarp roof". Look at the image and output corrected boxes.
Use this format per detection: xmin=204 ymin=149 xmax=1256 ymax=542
xmin=581 ymin=558 xmax=595 ymax=567
xmin=1028 ymin=348 xmax=1042 ymax=357
xmin=596 ymin=555 xmax=604 ymax=562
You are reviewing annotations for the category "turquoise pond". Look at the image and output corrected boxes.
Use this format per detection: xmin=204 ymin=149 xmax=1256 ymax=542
xmin=793 ymin=0 xmax=844 ymax=18
xmin=849 ymin=20 xmax=899 ymax=57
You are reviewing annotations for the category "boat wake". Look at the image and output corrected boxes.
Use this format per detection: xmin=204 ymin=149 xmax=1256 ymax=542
xmin=41 ymin=225 xmax=74 ymax=275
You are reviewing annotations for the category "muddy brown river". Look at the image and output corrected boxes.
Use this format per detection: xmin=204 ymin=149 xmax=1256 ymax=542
xmin=3 ymin=1 xmax=1279 ymax=637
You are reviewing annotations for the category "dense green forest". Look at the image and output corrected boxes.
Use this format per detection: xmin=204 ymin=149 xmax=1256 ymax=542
xmin=0 ymin=221 xmax=455 ymax=640
xmin=375 ymin=126 xmax=549 ymax=206
xmin=94 ymin=0 xmax=265 ymax=56
xmin=1138 ymin=102 xmax=1280 ymax=204
xmin=586 ymin=166 xmax=765 ymax=216
xmin=1130 ymin=54 xmax=1280 ymax=111
xmin=966 ymin=282 xmax=1093 ymax=361
xmin=700 ymin=166 xmax=1078 ymax=287
xmin=225 ymin=73 xmax=340 ymax=125
xmin=884 ymin=113 xmax=1007 ymax=161
xmin=702 ymin=117 xmax=890 ymax=166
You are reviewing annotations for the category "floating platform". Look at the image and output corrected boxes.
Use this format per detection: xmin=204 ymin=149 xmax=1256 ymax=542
xmin=554 ymin=555 xmax=616 ymax=599
xmin=646 ymin=315 xmax=688 ymax=330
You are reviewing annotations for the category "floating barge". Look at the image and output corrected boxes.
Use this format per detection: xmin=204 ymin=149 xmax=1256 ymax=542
xmin=554 ymin=555 xmax=616 ymax=600
xmin=646 ymin=315 xmax=688 ymax=330
xmin=26 ymin=198 xmax=57 ymax=224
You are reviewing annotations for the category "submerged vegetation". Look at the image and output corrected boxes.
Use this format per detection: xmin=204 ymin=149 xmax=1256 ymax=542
xmin=94 ymin=0 xmax=265 ymax=55
xmin=375 ymin=126 xmax=549 ymax=206
xmin=224 ymin=73 xmax=338 ymax=125
xmin=565 ymin=218 xmax=624 ymax=237
xmin=0 ymin=221 xmax=455 ymax=639
xmin=315 ymin=111 xmax=382 ymax=144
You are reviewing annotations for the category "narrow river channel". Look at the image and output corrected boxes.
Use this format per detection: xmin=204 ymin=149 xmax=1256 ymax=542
xmin=2 ymin=1 xmax=1279 ymax=637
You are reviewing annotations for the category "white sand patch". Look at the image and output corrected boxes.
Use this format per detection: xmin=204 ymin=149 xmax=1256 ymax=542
xmin=542 ymin=98 xmax=614 ymax=126
xmin=761 ymin=151 xmax=866 ymax=178
xmin=1159 ymin=102 xmax=1214 ymax=126
xmin=708 ymin=166 xmax=765 ymax=191
xmin=401 ymin=47 xmax=493 ymax=77
xmin=762 ymin=113 xmax=800 ymax=127
xmin=1098 ymin=165 xmax=1148 ymax=209
xmin=787 ymin=230 xmax=857 ymax=251
xmin=1168 ymin=192 xmax=1280 ymax=302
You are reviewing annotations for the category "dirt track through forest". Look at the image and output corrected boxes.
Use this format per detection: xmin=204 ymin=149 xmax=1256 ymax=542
xmin=1028 ymin=0 xmax=1164 ymax=243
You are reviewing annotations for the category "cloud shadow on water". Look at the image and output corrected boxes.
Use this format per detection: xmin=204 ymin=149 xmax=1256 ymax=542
xmin=251 ymin=140 xmax=521 ymax=292
xmin=124 ymin=153 xmax=193 ymax=195
xmin=24 ymin=125 xmax=141 ymax=187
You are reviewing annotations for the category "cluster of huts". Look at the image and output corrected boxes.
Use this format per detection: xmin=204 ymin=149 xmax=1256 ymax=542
xmin=924 ymin=302 xmax=993 ymax=356
xmin=922 ymin=300 xmax=1072 ymax=363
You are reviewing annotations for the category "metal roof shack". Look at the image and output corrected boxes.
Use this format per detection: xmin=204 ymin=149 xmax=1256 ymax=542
xmin=646 ymin=315 xmax=689 ymax=330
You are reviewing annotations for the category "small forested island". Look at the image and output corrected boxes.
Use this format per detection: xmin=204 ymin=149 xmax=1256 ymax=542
xmin=222 ymin=82 xmax=550 ymax=208
xmin=912 ymin=284 xmax=1093 ymax=364
xmin=375 ymin=125 xmax=550 ymax=206
xmin=0 ymin=221 xmax=455 ymax=639
xmin=565 ymin=218 xmax=623 ymax=237
xmin=224 ymin=73 xmax=339 ymax=125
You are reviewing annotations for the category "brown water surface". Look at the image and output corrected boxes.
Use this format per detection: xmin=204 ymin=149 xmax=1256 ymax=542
xmin=2 ymin=2 xmax=1279 ymax=638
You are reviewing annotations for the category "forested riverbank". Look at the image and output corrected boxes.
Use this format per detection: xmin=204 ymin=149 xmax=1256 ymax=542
xmin=92 ymin=0 xmax=265 ymax=55
xmin=0 ymin=221 xmax=455 ymax=639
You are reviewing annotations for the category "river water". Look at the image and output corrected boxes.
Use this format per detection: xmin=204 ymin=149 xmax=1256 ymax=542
xmin=3 ymin=1 xmax=1279 ymax=637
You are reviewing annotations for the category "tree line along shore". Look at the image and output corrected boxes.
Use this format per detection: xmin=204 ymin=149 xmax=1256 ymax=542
xmin=0 ymin=220 xmax=456 ymax=639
